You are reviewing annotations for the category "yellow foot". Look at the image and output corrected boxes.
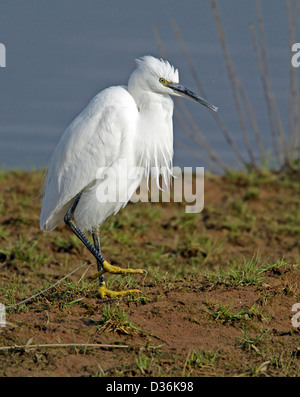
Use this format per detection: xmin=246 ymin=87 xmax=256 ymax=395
xmin=98 ymin=282 xmax=141 ymax=298
xmin=91 ymin=260 xmax=145 ymax=279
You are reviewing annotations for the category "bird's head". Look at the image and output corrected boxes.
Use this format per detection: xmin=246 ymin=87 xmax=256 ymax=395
xmin=128 ymin=55 xmax=217 ymax=112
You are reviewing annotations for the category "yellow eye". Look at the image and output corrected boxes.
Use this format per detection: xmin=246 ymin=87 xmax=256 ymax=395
xmin=159 ymin=78 xmax=166 ymax=85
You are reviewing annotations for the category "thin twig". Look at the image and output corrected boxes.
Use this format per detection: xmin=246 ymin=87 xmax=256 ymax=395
xmin=170 ymin=18 xmax=246 ymax=168
xmin=249 ymin=22 xmax=280 ymax=166
xmin=210 ymin=0 xmax=257 ymax=167
xmin=287 ymin=0 xmax=300 ymax=162
xmin=174 ymin=132 xmax=210 ymax=163
xmin=297 ymin=2 xmax=300 ymax=160
xmin=0 ymin=343 xmax=129 ymax=351
xmin=153 ymin=23 xmax=229 ymax=171
xmin=255 ymin=0 xmax=287 ymax=166
xmin=174 ymin=127 xmax=212 ymax=165
xmin=77 ymin=263 xmax=91 ymax=284
xmin=152 ymin=25 xmax=167 ymax=59
xmin=6 ymin=261 xmax=89 ymax=310
xmin=175 ymin=104 xmax=228 ymax=171
xmin=170 ymin=19 xmax=207 ymax=97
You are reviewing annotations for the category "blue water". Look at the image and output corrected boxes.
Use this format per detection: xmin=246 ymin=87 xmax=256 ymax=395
xmin=0 ymin=0 xmax=295 ymax=172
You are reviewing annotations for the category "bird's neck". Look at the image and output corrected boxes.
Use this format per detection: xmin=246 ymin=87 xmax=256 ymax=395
xmin=130 ymin=90 xmax=174 ymax=189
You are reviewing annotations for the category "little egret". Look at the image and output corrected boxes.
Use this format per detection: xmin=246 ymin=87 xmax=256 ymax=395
xmin=40 ymin=55 xmax=217 ymax=298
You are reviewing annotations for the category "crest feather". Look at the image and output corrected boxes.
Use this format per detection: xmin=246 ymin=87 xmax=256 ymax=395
xmin=135 ymin=55 xmax=179 ymax=83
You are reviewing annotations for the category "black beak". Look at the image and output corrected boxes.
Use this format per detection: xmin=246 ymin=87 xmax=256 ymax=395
xmin=167 ymin=83 xmax=218 ymax=112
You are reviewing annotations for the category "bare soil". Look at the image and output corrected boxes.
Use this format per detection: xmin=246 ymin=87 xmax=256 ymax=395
xmin=0 ymin=169 xmax=299 ymax=377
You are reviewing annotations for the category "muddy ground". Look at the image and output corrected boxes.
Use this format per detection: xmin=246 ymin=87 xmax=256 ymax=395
xmin=0 ymin=169 xmax=299 ymax=377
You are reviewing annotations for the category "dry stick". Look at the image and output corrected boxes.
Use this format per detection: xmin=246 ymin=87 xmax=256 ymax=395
xmin=249 ymin=22 xmax=280 ymax=166
xmin=174 ymin=108 xmax=213 ymax=159
xmin=237 ymin=82 xmax=266 ymax=163
xmin=297 ymin=1 xmax=300 ymax=44
xmin=287 ymin=0 xmax=300 ymax=163
xmin=210 ymin=0 xmax=257 ymax=167
xmin=297 ymin=2 xmax=300 ymax=160
xmin=153 ymin=24 xmax=228 ymax=172
xmin=175 ymin=103 xmax=228 ymax=171
xmin=255 ymin=0 xmax=288 ymax=167
xmin=169 ymin=19 xmax=228 ymax=172
xmin=78 ymin=263 xmax=91 ymax=284
xmin=6 ymin=262 xmax=89 ymax=310
xmin=170 ymin=18 xmax=248 ymax=168
xmin=170 ymin=19 xmax=206 ymax=96
xmin=295 ymin=2 xmax=300 ymax=161
xmin=0 ymin=343 xmax=129 ymax=351
xmin=152 ymin=24 xmax=167 ymax=59
xmin=169 ymin=20 xmax=211 ymax=115
xmin=174 ymin=111 xmax=215 ymax=165
xmin=174 ymin=136 xmax=213 ymax=168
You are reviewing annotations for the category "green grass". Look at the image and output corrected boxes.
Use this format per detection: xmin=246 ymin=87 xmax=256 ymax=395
xmin=203 ymin=253 xmax=291 ymax=288
xmin=187 ymin=349 xmax=218 ymax=369
xmin=96 ymin=304 xmax=142 ymax=335
xmin=238 ymin=326 xmax=270 ymax=352
xmin=135 ymin=352 xmax=153 ymax=375
xmin=0 ymin=169 xmax=299 ymax=377
xmin=205 ymin=300 xmax=249 ymax=324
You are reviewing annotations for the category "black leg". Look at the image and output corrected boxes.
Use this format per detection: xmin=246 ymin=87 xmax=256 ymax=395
xmin=64 ymin=192 xmax=105 ymax=265
xmin=92 ymin=225 xmax=104 ymax=286
xmin=64 ymin=192 xmax=144 ymax=298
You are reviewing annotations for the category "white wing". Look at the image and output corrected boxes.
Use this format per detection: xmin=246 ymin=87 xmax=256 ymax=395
xmin=40 ymin=86 xmax=138 ymax=231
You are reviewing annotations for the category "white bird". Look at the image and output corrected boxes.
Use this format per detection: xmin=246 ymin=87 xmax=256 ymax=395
xmin=40 ymin=55 xmax=217 ymax=298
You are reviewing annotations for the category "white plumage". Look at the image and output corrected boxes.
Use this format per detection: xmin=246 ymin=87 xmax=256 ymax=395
xmin=40 ymin=56 xmax=180 ymax=232
xmin=39 ymin=55 xmax=217 ymax=298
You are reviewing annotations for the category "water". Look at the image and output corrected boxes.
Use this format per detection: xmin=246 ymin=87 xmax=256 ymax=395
xmin=0 ymin=0 xmax=294 ymax=172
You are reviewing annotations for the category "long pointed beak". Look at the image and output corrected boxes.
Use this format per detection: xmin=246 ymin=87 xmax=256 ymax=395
xmin=167 ymin=83 xmax=218 ymax=112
